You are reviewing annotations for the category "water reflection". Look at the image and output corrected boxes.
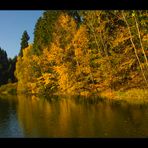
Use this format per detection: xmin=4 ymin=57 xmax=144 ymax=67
xmin=17 ymin=95 xmax=148 ymax=137
xmin=1 ymin=94 xmax=148 ymax=137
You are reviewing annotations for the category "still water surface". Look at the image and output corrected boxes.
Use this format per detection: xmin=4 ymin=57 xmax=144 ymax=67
xmin=0 ymin=94 xmax=148 ymax=137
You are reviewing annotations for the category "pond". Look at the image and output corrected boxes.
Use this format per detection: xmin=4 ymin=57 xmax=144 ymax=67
xmin=0 ymin=94 xmax=148 ymax=137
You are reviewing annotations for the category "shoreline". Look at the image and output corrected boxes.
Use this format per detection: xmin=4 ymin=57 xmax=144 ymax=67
xmin=0 ymin=83 xmax=148 ymax=105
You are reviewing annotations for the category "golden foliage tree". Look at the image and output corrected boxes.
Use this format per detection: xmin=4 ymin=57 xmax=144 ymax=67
xmin=15 ymin=10 xmax=148 ymax=96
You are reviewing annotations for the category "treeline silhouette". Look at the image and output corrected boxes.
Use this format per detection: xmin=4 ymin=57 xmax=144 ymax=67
xmin=0 ymin=48 xmax=17 ymax=86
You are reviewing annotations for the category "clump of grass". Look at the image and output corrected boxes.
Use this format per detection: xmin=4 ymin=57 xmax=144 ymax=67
xmin=100 ymin=89 xmax=116 ymax=100
xmin=0 ymin=83 xmax=17 ymax=95
xmin=114 ymin=88 xmax=148 ymax=105
xmin=80 ymin=91 xmax=91 ymax=97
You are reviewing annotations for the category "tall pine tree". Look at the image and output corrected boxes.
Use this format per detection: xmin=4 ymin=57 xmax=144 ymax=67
xmin=19 ymin=30 xmax=30 ymax=57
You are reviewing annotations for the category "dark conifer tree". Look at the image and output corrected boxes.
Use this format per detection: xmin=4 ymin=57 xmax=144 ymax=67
xmin=32 ymin=11 xmax=61 ymax=55
xmin=0 ymin=47 xmax=9 ymax=85
xmin=19 ymin=30 xmax=30 ymax=57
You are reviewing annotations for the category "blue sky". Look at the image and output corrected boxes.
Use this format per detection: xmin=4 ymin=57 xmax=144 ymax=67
xmin=0 ymin=10 xmax=43 ymax=58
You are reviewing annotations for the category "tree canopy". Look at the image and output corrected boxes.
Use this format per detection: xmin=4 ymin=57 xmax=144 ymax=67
xmin=12 ymin=10 xmax=148 ymax=95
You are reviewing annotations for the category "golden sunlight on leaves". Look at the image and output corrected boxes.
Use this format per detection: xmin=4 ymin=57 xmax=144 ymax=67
xmin=14 ymin=10 xmax=148 ymax=97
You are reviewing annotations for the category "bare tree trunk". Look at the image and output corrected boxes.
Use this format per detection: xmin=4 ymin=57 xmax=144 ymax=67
xmin=133 ymin=11 xmax=148 ymax=69
xmin=122 ymin=11 xmax=148 ymax=87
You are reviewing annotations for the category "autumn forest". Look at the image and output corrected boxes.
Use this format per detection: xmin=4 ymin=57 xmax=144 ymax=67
xmin=0 ymin=10 xmax=148 ymax=103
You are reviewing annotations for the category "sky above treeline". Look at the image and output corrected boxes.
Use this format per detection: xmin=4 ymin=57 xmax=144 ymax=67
xmin=0 ymin=10 xmax=43 ymax=58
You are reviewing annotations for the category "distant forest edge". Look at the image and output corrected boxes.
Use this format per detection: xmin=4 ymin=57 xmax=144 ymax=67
xmin=0 ymin=48 xmax=17 ymax=85
xmin=0 ymin=10 xmax=148 ymax=100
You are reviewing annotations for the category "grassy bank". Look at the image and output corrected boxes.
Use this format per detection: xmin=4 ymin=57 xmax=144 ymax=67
xmin=100 ymin=89 xmax=148 ymax=105
xmin=1 ymin=83 xmax=148 ymax=105
xmin=51 ymin=88 xmax=148 ymax=105
xmin=0 ymin=83 xmax=17 ymax=95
